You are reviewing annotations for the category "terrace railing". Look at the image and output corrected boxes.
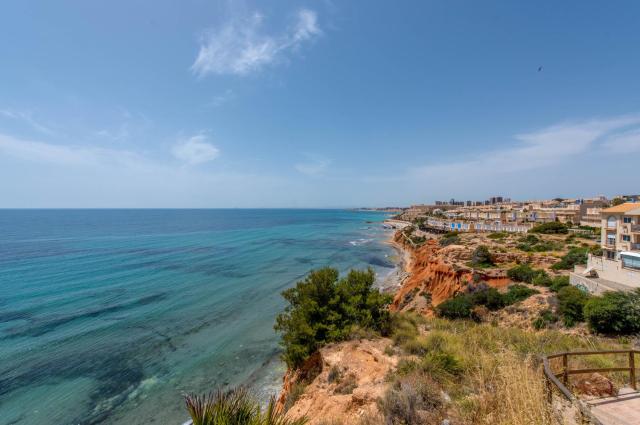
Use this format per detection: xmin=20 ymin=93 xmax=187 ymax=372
xmin=542 ymin=350 xmax=640 ymax=425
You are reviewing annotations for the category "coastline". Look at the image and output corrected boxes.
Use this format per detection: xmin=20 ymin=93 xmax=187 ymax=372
xmin=377 ymin=231 xmax=411 ymax=294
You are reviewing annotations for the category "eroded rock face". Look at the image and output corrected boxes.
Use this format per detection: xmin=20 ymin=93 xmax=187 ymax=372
xmin=390 ymin=236 xmax=510 ymax=313
xmin=573 ymin=373 xmax=618 ymax=397
xmin=280 ymin=338 xmax=398 ymax=424
xmin=276 ymin=350 xmax=323 ymax=412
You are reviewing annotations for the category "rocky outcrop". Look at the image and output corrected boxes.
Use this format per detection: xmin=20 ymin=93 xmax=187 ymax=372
xmin=391 ymin=234 xmax=510 ymax=313
xmin=283 ymin=338 xmax=397 ymax=424
xmin=276 ymin=351 xmax=323 ymax=412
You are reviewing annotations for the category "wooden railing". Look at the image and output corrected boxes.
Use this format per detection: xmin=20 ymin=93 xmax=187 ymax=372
xmin=542 ymin=350 xmax=640 ymax=424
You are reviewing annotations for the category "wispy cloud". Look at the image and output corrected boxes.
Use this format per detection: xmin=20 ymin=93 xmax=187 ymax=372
xmin=0 ymin=108 xmax=56 ymax=136
xmin=0 ymin=133 xmax=142 ymax=167
xmin=171 ymin=133 xmax=220 ymax=165
xmin=295 ymin=154 xmax=331 ymax=176
xmin=411 ymin=114 xmax=640 ymax=179
xmin=191 ymin=9 xmax=321 ymax=77
xmin=206 ymin=89 xmax=235 ymax=107
xmin=602 ymin=128 xmax=640 ymax=153
xmin=0 ymin=132 xmax=288 ymax=207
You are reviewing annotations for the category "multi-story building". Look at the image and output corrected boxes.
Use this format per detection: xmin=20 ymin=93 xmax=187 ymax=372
xmin=570 ymin=203 xmax=640 ymax=293
xmin=601 ymin=203 xmax=640 ymax=258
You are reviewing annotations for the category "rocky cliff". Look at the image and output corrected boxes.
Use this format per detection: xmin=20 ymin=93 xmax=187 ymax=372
xmin=391 ymin=232 xmax=510 ymax=314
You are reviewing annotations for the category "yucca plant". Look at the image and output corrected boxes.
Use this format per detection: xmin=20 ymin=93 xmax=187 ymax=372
xmin=184 ymin=388 xmax=307 ymax=425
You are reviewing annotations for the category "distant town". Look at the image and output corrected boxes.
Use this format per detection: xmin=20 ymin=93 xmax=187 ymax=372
xmin=383 ymin=193 xmax=640 ymax=297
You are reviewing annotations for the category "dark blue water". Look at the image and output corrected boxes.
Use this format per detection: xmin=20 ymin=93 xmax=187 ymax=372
xmin=0 ymin=209 xmax=396 ymax=424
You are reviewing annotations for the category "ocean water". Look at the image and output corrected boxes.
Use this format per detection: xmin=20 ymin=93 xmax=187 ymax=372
xmin=0 ymin=209 xmax=396 ymax=425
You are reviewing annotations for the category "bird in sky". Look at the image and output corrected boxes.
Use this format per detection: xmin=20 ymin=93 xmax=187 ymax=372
xmin=538 ymin=66 xmax=543 ymax=72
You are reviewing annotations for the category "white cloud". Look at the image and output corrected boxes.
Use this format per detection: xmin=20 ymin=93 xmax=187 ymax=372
xmin=0 ymin=132 xmax=141 ymax=167
xmin=191 ymin=9 xmax=321 ymax=77
xmin=295 ymin=154 xmax=330 ymax=176
xmin=171 ymin=134 xmax=220 ymax=164
xmin=411 ymin=114 xmax=640 ymax=180
xmin=0 ymin=132 xmax=290 ymax=208
xmin=602 ymin=128 xmax=640 ymax=153
xmin=0 ymin=108 xmax=56 ymax=136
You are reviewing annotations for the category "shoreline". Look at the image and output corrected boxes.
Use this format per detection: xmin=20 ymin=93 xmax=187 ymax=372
xmin=377 ymin=231 xmax=411 ymax=294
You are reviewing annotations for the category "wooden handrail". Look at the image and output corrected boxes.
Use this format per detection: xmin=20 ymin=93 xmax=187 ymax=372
xmin=542 ymin=350 xmax=640 ymax=425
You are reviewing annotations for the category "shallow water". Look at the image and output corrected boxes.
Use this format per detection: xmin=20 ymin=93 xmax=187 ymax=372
xmin=0 ymin=209 xmax=395 ymax=424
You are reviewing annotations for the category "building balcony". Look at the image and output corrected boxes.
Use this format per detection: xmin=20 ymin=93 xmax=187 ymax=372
xmin=631 ymin=224 xmax=640 ymax=233
xmin=632 ymin=243 xmax=640 ymax=251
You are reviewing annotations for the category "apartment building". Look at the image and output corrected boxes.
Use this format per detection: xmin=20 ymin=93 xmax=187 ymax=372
xmin=570 ymin=203 xmax=640 ymax=293
xmin=601 ymin=203 xmax=640 ymax=258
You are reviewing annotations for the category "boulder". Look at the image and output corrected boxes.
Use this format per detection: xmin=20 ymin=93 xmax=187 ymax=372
xmin=573 ymin=373 xmax=618 ymax=397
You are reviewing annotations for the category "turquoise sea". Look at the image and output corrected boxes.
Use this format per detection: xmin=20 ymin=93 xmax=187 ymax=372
xmin=0 ymin=209 xmax=396 ymax=425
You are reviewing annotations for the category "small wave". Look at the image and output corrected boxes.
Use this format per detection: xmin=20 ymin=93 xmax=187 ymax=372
xmin=349 ymin=238 xmax=373 ymax=246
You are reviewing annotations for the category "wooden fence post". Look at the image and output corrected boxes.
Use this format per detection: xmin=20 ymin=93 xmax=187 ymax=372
xmin=563 ymin=354 xmax=569 ymax=386
xmin=630 ymin=351 xmax=636 ymax=390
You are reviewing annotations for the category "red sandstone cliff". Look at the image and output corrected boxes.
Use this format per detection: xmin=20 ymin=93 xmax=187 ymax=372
xmin=391 ymin=233 xmax=510 ymax=313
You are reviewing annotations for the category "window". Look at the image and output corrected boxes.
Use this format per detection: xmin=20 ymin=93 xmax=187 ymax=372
xmin=621 ymin=255 xmax=640 ymax=271
xmin=607 ymin=250 xmax=616 ymax=260
xmin=623 ymin=235 xmax=631 ymax=242
xmin=624 ymin=217 xmax=632 ymax=223
xmin=607 ymin=216 xmax=617 ymax=228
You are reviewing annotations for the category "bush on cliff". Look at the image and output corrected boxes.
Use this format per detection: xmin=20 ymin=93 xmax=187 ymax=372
xmin=584 ymin=290 xmax=640 ymax=334
xmin=549 ymin=275 xmax=570 ymax=292
xmin=557 ymin=286 xmax=589 ymax=327
xmin=507 ymin=264 xmax=546 ymax=284
xmin=551 ymin=247 xmax=588 ymax=270
xmin=274 ymin=267 xmax=392 ymax=369
xmin=470 ymin=245 xmax=494 ymax=267
xmin=435 ymin=294 xmax=476 ymax=320
xmin=439 ymin=231 xmax=460 ymax=247
xmin=529 ymin=222 xmax=569 ymax=234
xmin=436 ymin=285 xmax=538 ymax=321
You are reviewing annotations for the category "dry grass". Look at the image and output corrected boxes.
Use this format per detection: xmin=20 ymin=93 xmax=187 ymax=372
xmin=385 ymin=315 xmax=626 ymax=425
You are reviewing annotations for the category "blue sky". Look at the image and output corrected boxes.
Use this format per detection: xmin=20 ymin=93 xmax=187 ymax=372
xmin=1 ymin=1 xmax=639 ymax=207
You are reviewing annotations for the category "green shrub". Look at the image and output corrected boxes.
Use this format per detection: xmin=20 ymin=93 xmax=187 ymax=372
xmin=520 ymin=234 xmax=540 ymax=244
xmin=470 ymin=287 xmax=505 ymax=310
xmin=551 ymin=247 xmax=588 ymax=270
xmin=391 ymin=313 xmax=421 ymax=346
xmin=275 ymin=267 xmax=392 ymax=368
xmin=530 ymin=222 xmax=569 ymax=234
xmin=531 ymin=272 xmax=552 ymax=287
xmin=327 ymin=365 xmax=341 ymax=383
xmin=589 ymin=246 xmax=603 ymax=257
xmin=549 ymin=275 xmax=570 ymax=293
xmin=487 ymin=232 xmax=508 ymax=240
xmin=470 ymin=245 xmax=494 ymax=267
xmin=533 ymin=309 xmax=558 ymax=330
xmin=584 ymin=290 xmax=640 ymax=334
xmin=557 ymin=286 xmax=589 ymax=327
xmin=422 ymin=351 xmax=463 ymax=377
xmin=435 ymin=294 xmax=475 ymax=320
xmin=517 ymin=233 xmax=564 ymax=252
xmin=436 ymin=285 xmax=537 ymax=321
xmin=440 ymin=231 xmax=460 ymax=247
xmin=503 ymin=284 xmax=538 ymax=305
xmin=507 ymin=264 xmax=546 ymax=284
xmin=401 ymin=336 xmax=431 ymax=356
